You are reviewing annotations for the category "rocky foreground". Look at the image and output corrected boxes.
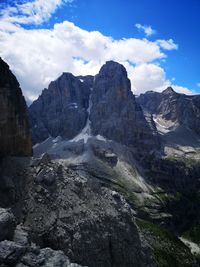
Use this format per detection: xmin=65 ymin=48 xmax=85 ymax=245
xmin=0 ymin=58 xmax=200 ymax=266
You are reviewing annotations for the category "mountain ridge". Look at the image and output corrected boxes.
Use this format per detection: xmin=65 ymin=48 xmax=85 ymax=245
xmin=0 ymin=58 xmax=200 ymax=266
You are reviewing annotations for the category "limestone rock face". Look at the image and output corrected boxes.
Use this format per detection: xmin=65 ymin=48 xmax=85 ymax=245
xmin=90 ymin=61 xmax=159 ymax=150
xmin=0 ymin=58 xmax=32 ymax=157
xmin=29 ymin=73 xmax=91 ymax=144
xmin=138 ymin=87 xmax=200 ymax=135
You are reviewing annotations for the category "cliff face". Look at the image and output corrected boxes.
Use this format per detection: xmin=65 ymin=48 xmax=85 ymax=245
xmin=29 ymin=61 xmax=159 ymax=152
xmin=90 ymin=61 xmax=159 ymax=151
xmin=0 ymin=58 xmax=32 ymax=157
xmin=29 ymin=73 xmax=91 ymax=144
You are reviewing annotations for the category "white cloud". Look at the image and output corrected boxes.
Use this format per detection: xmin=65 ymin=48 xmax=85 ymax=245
xmin=124 ymin=63 xmax=193 ymax=96
xmin=156 ymin=39 xmax=178 ymax=50
xmin=0 ymin=0 xmax=73 ymax=25
xmin=172 ymin=85 xmax=194 ymax=95
xmin=124 ymin=63 xmax=170 ymax=95
xmin=0 ymin=1 xmax=192 ymax=101
xmin=135 ymin=23 xmax=156 ymax=37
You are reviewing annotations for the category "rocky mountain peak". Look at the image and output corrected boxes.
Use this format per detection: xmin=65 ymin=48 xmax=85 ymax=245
xmin=162 ymin=87 xmax=176 ymax=95
xmin=29 ymin=72 xmax=90 ymax=144
xmin=90 ymin=61 xmax=159 ymax=150
xmin=98 ymin=60 xmax=128 ymax=78
xmin=137 ymin=87 xmax=200 ymax=137
xmin=29 ymin=60 xmax=159 ymax=151
xmin=92 ymin=61 xmax=132 ymax=105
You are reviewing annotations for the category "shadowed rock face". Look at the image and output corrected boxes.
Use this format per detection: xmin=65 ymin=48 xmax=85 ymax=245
xmin=138 ymin=87 xmax=200 ymax=135
xmin=0 ymin=58 xmax=32 ymax=157
xmin=29 ymin=73 xmax=91 ymax=144
xmin=90 ymin=61 xmax=159 ymax=150
xmin=29 ymin=61 xmax=159 ymax=153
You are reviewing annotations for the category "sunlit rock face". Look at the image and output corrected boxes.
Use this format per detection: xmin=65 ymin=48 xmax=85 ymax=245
xmin=0 ymin=58 xmax=32 ymax=157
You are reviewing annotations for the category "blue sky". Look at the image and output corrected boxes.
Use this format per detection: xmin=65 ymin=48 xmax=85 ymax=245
xmin=53 ymin=0 xmax=200 ymax=92
xmin=0 ymin=0 xmax=199 ymax=101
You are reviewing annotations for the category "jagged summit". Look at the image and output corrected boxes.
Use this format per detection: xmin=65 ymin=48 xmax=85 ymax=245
xmin=98 ymin=60 xmax=128 ymax=78
xmin=162 ymin=86 xmax=176 ymax=95
xmin=29 ymin=71 xmax=90 ymax=144
xmin=137 ymin=87 xmax=200 ymax=138
xmin=29 ymin=61 xmax=159 ymax=151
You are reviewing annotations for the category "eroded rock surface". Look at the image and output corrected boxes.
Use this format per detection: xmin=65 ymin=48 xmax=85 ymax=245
xmin=22 ymin=160 xmax=156 ymax=267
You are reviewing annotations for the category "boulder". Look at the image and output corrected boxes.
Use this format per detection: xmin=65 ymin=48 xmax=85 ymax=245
xmin=0 ymin=240 xmax=26 ymax=265
xmin=0 ymin=208 xmax=16 ymax=241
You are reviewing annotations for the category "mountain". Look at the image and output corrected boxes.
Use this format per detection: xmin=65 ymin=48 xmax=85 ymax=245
xmin=137 ymin=87 xmax=200 ymax=158
xmin=0 ymin=59 xmax=200 ymax=266
xmin=90 ymin=61 xmax=159 ymax=150
xmin=29 ymin=61 xmax=159 ymax=153
xmin=0 ymin=58 xmax=32 ymax=157
xmin=29 ymin=73 xmax=91 ymax=144
xmin=138 ymin=87 xmax=200 ymax=136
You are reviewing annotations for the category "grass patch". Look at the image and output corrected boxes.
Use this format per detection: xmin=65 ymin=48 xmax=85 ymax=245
xmin=183 ymin=224 xmax=200 ymax=245
xmin=137 ymin=219 xmax=197 ymax=267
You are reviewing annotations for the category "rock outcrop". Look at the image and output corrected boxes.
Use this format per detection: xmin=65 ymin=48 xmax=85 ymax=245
xmin=0 ymin=240 xmax=84 ymax=267
xmin=90 ymin=61 xmax=159 ymax=151
xmin=0 ymin=208 xmax=15 ymax=241
xmin=0 ymin=57 xmax=32 ymax=157
xmin=22 ymin=160 xmax=156 ymax=267
xmin=0 ymin=157 xmax=158 ymax=267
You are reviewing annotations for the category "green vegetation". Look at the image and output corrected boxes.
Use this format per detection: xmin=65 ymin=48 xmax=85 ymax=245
xmin=183 ymin=224 xmax=200 ymax=245
xmin=164 ymin=156 xmax=178 ymax=162
xmin=137 ymin=219 xmax=198 ymax=267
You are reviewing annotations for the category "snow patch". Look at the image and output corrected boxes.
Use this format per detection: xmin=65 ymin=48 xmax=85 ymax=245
xmin=68 ymin=102 xmax=78 ymax=109
xmin=70 ymin=89 xmax=93 ymax=144
xmin=53 ymin=136 xmax=62 ymax=143
xmin=96 ymin=134 xmax=107 ymax=142
xmin=153 ymin=115 xmax=178 ymax=134
xmin=180 ymin=237 xmax=200 ymax=255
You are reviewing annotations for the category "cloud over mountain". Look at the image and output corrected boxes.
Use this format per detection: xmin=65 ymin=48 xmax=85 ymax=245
xmin=0 ymin=0 xmax=191 ymax=102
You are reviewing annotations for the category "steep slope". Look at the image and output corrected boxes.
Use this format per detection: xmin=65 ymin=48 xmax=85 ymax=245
xmin=138 ymin=87 xmax=200 ymax=136
xmin=137 ymin=88 xmax=200 ymax=158
xmin=1 ymin=155 xmax=198 ymax=267
xmin=0 ymin=59 xmax=199 ymax=266
xmin=0 ymin=57 xmax=32 ymax=157
xmin=29 ymin=73 xmax=91 ymax=144
xmin=90 ymin=61 xmax=159 ymax=151
xmin=30 ymin=61 xmax=159 ymax=153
